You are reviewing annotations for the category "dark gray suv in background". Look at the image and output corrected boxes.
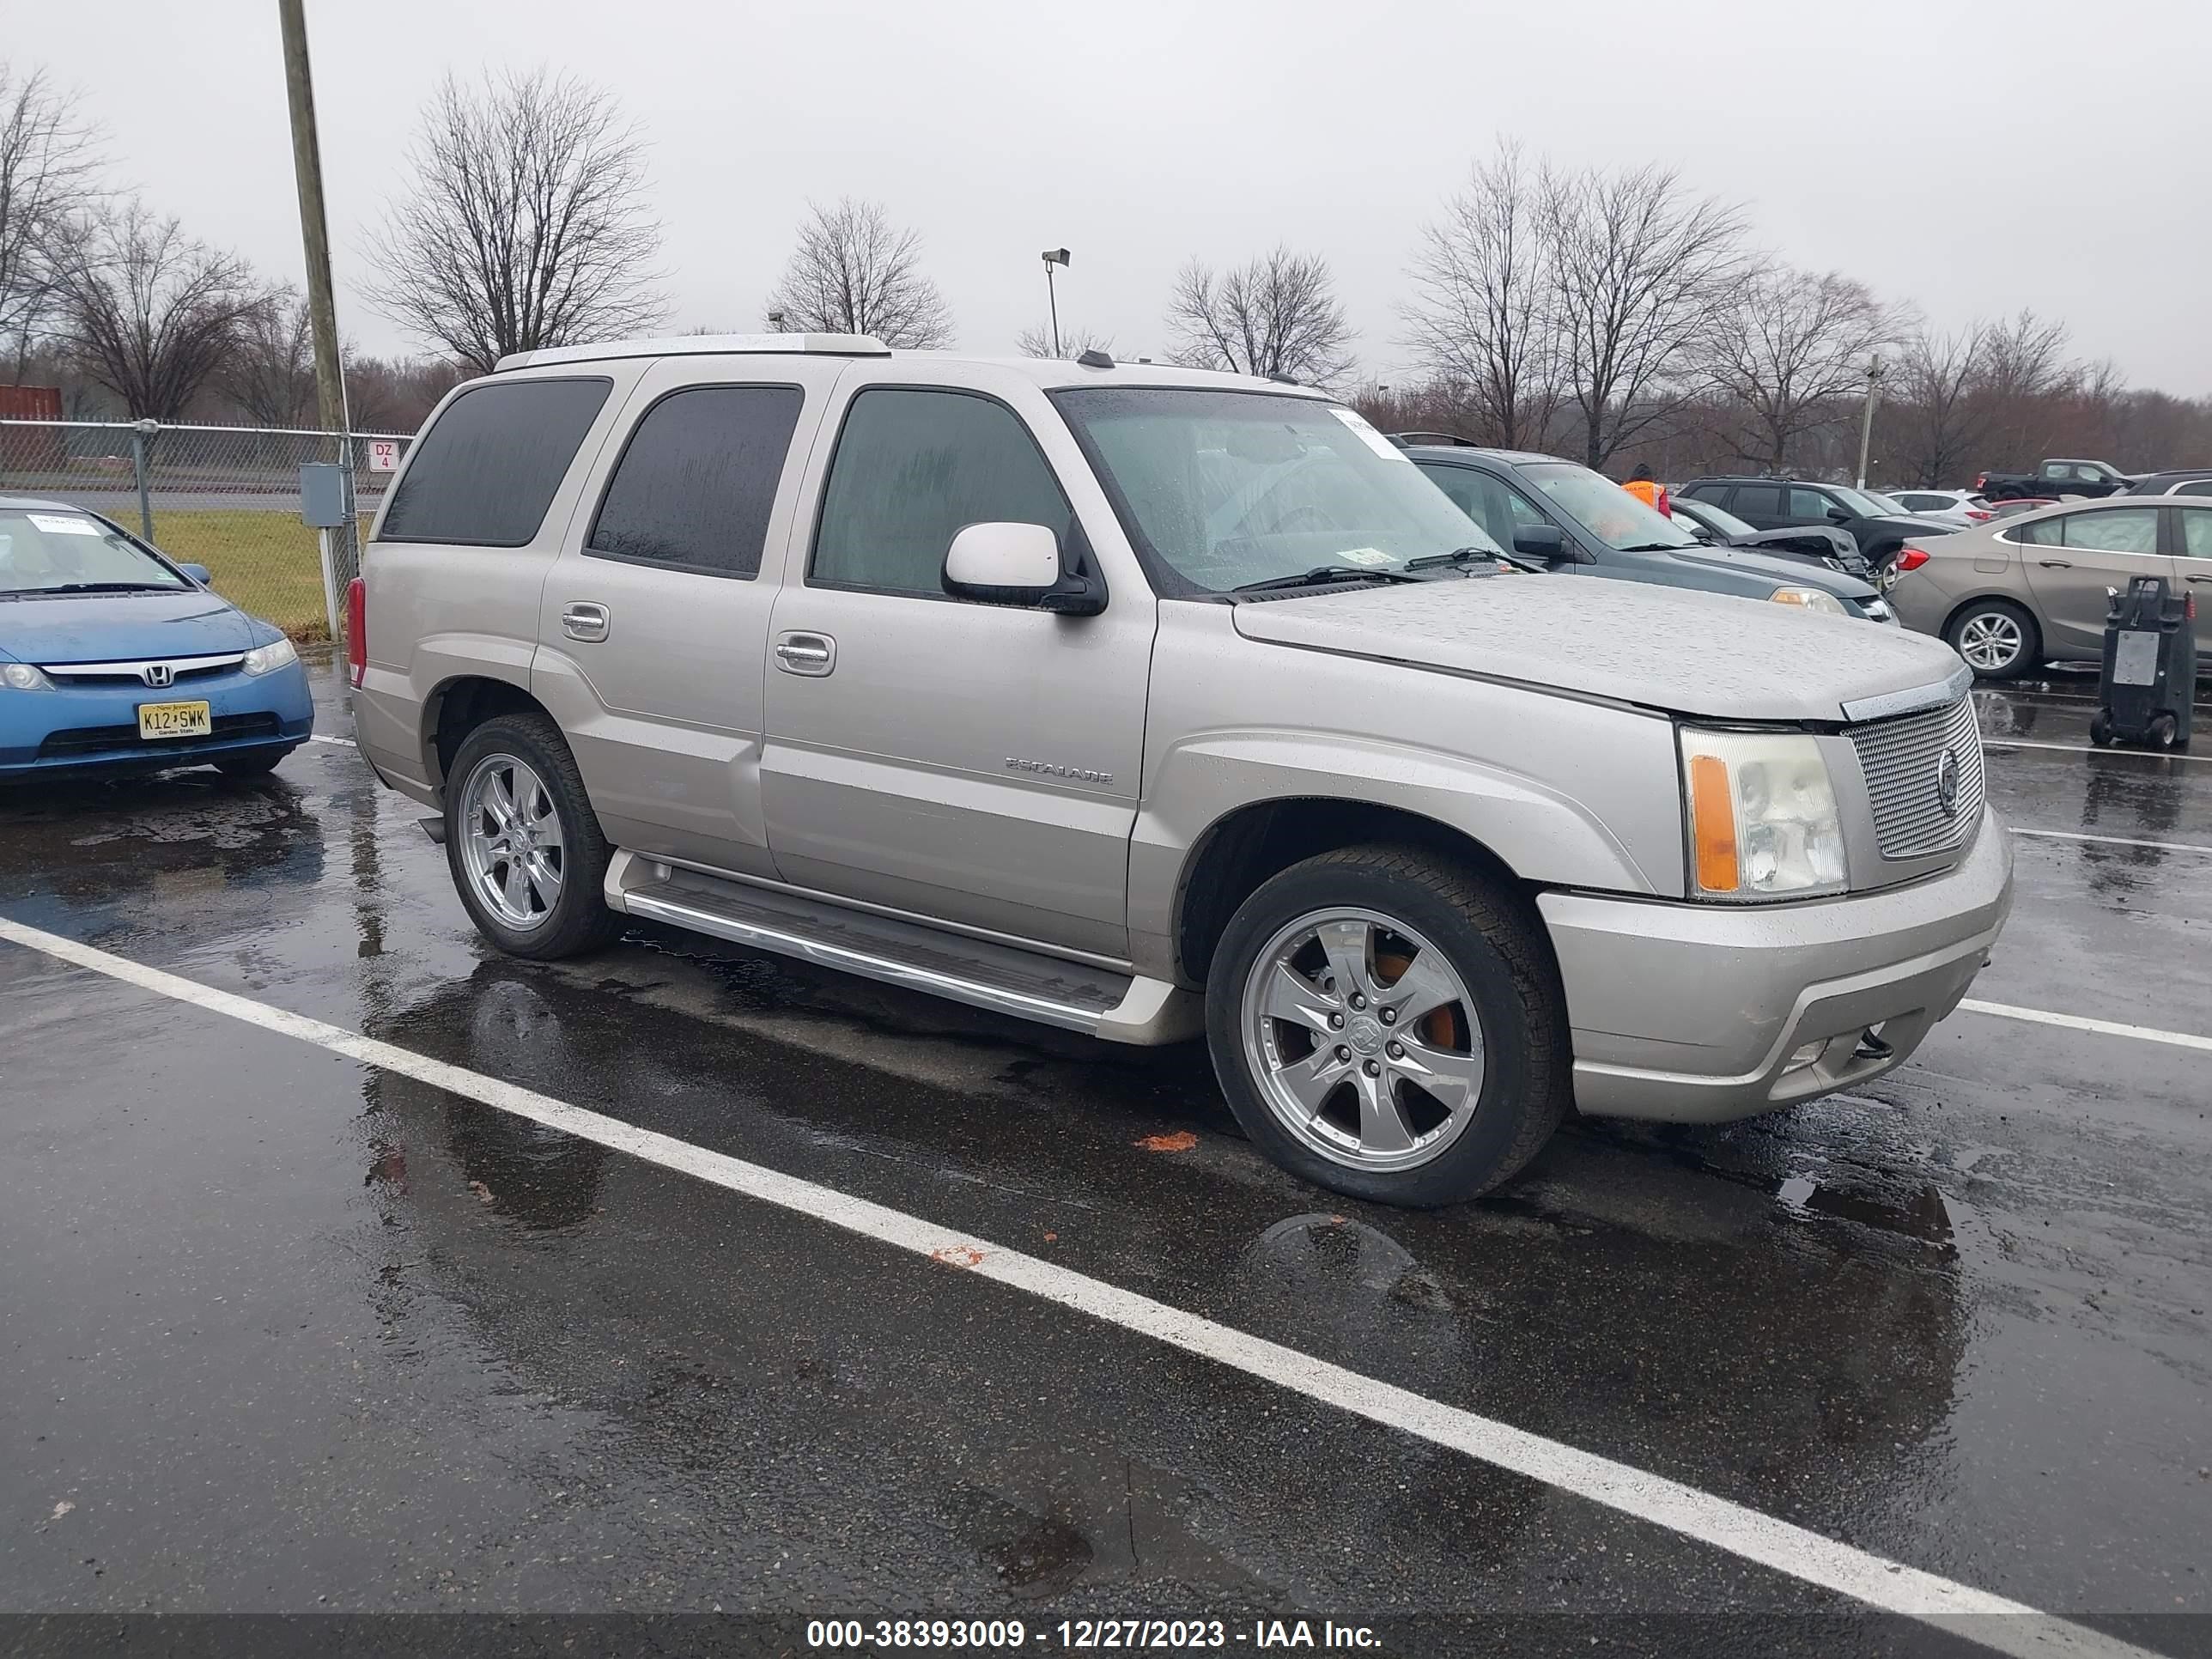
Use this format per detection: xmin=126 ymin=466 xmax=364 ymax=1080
xmin=1401 ymin=442 xmax=1895 ymax=623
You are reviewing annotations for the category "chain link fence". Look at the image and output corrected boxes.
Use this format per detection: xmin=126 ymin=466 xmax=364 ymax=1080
xmin=0 ymin=420 xmax=414 ymax=642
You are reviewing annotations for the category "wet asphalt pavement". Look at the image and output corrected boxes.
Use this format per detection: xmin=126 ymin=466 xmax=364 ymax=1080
xmin=2 ymin=655 xmax=2208 ymax=1658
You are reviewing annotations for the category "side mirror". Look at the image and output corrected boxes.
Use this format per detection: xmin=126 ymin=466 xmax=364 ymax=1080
xmin=178 ymin=562 xmax=212 ymax=584
xmin=1826 ymin=507 xmax=1852 ymax=524
xmin=942 ymin=522 xmax=1105 ymax=615
xmin=1512 ymin=524 xmax=1568 ymax=561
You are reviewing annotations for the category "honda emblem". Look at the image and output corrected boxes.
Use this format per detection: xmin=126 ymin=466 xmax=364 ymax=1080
xmin=143 ymin=663 xmax=174 ymax=689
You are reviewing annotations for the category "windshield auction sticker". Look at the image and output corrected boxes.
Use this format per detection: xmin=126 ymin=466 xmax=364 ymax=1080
xmin=1327 ymin=406 xmax=1411 ymax=463
xmin=27 ymin=514 xmax=100 ymax=535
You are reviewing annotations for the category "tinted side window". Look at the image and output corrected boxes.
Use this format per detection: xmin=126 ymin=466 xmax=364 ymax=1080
xmin=812 ymin=389 xmax=1074 ymax=596
xmin=1788 ymin=487 xmax=1834 ymax=518
xmin=1681 ymin=483 xmax=1727 ymax=504
xmin=2179 ymin=479 xmax=2212 ymax=497
xmin=1733 ymin=485 xmax=1783 ymax=515
xmin=380 ymin=378 xmax=611 ymax=546
xmin=587 ymin=385 xmax=803 ymax=578
xmin=2013 ymin=515 xmax=2061 ymax=545
xmin=2062 ymin=507 xmax=2159 ymax=554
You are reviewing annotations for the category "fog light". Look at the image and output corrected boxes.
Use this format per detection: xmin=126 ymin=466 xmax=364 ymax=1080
xmin=1784 ymin=1039 xmax=1827 ymax=1073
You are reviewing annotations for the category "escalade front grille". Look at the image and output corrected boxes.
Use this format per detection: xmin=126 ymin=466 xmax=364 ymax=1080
xmin=1848 ymin=696 xmax=1985 ymax=860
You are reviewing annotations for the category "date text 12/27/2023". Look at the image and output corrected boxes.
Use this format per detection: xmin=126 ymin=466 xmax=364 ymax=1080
xmin=805 ymin=1618 xmax=1385 ymax=1650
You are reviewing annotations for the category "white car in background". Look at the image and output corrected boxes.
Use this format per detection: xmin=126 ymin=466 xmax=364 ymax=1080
xmin=1881 ymin=489 xmax=1994 ymax=528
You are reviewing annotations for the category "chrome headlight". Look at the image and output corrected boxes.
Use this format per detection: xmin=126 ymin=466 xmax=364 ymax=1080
xmin=1770 ymin=586 xmax=1846 ymax=614
xmin=240 ymin=637 xmax=298 ymax=677
xmin=1680 ymin=728 xmax=1847 ymax=900
xmin=1 ymin=661 xmax=53 ymax=691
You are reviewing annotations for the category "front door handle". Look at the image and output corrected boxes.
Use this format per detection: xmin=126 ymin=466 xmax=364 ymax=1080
xmin=774 ymin=631 xmax=836 ymax=677
xmin=561 ymin=602 xmax=610 ymax=642
xmin=2189 ymin=574 xmax=2212 ymax=583
xmin=2035 ymin=559 xmax=2073 ymax=569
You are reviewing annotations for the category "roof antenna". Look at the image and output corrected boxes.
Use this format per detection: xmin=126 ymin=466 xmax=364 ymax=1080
xmin=1076 ymin=348 xmax=1115 ymax=369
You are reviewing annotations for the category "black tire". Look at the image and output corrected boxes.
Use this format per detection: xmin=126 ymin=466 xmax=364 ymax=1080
xmin=1204 ymin=844 xmax=1571 ymax=1208
xmin=215 ymin=749 xmax=289 ymax=778
xmin=1944 ymin=598 xmax=2042 ymax=681
xmin=443 ymin=713 xmax=623 ymax=960
xmin=2152 ymin=714 xmax=2179 ymax=750
xmin=2089 ymin=710 xmax=2113 ymax=748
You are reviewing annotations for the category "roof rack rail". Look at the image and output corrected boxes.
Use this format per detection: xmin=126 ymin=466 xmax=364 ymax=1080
xmin=495 ymin=332 xmax=893 ymax=372
xmin=1389 ymin=430 xmax=1481 ymax=447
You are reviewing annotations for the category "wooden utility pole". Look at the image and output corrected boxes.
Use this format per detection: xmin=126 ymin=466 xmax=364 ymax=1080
xmin=277 ymin=0 xmax=345 ymax=437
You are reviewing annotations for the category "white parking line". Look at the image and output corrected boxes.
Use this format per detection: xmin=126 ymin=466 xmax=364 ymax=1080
xmin=1984 ymin=736 xmax=2209 ymax=763
xmin=2010 ymin=827 xmax=2212 ymax=854
xmin=0 ymin=915 xmax=2162 ymax=1659
xmin=1960 ymin=998 xmax=2212 ymax=1054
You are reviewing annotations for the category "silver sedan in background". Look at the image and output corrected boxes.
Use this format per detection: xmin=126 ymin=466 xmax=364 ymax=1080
xmin=1887 ymin=495 xmax=2212 ymax=678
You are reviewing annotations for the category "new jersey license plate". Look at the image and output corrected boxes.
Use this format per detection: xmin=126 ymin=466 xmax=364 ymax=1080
xmin=137 ymin=700 xmax=212 ymax=740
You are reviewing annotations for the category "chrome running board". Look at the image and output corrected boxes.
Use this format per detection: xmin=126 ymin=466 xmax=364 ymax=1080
xmin=603 ymin=850 xmax=1202 ymax=1046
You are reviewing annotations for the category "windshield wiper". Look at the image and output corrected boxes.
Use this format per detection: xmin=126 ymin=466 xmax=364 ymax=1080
xmin=35 ymin=581 xmax=179 ymax=594
xmin=1615 ymin=542 xmax=1693 ymax=554
xmin=1230 ymin=565 xmax=1428 ymax=595
xmin=1406 ymin=544 xmax=1534 ymax=574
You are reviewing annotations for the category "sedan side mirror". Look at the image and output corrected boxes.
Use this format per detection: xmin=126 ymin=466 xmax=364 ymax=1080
xmin=178 ymin=562 xmax=212 ymax=584
xmin=942 ymin=522 xmax=1105 ymax=615
xmin=1512 ymin=524 xmax=1568 ymax=561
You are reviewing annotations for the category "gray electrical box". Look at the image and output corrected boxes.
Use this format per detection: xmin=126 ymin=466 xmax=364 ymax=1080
xmin=299 ymin=463 xmax=350 ymax=529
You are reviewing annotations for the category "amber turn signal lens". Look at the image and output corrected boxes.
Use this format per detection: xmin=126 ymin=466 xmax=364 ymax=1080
xmin=1688 ymin=752 xmax=1739 ymax=893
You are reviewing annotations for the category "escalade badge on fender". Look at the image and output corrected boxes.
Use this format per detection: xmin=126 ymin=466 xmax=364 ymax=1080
xmin=1936 ymin=748 xmax=1960 ymax=817
xmin=1006 ymin=757 xmax=1112 ymax=785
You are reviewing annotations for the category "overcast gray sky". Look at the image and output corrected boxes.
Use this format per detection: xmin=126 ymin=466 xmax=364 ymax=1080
xmin=12 ymin=0 xmax=2209 ymax=392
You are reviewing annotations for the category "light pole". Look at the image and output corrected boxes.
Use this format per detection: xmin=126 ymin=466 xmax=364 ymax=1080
xmin=1855 ymin=355 xmax=1887 ymax=489
xmin=1041 ymin=248 xmax=1070 ymax=356
xmin=767 ymin=309 xmax=787 ymax=333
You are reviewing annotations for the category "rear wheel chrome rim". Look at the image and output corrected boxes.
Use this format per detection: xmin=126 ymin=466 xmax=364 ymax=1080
xmin=458 ymin=754 xmax=565 ymax=929
xmin=1240 ymin=907 xmax=1485 ymax=1173
xmin=1957 ymin=611 xmax=2024 ymax=671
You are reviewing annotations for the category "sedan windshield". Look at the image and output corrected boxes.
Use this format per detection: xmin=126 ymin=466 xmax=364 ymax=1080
xmin=0 ymin=509 xmax=186 ymax=595
xmin=1680 ymin=499 xmax=1757 ymax=538
xmin=1049 ymin=387 xmax=1500 ymax=595
xmin=1516 ymin=462 xmax=1699 ymax=551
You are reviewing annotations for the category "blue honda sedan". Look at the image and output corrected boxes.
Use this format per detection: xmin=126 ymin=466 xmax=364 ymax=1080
xmin=0 ymin=495 xmax=313 ymax=782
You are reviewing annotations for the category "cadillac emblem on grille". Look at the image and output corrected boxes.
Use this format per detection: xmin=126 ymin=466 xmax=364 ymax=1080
xmin=142 ymin=663 xmax=174 ymax=688
xmin=1935 ymin=748 xmax=1960 ymax=817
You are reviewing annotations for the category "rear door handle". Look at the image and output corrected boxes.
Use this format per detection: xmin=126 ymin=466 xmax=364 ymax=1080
xmin=2189 ymin=574 xmax=2212 ymax=583
xmin=774 ymin=631 xmax=836 ymax=677
xmin=2035 ymin=559 xmax=2073 ymax=569
xmin=561 ymin=602 xmax=610 ymax=642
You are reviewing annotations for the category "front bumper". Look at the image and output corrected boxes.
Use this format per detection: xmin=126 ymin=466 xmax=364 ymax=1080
xmin=1540 ymin=807 xmax=2014 ymax=1122
xmin=0 ymin=660 xmax=314 ymax=780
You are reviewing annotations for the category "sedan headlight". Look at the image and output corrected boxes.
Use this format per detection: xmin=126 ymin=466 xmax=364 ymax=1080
xmin=1770 ymin=586 xmax=1846 ymax=614
xmin=1680 ymin=727 xmax=1847 ymax=900
xmin=1 ymin=662 xmax=53 ymax=691
xmin=240 ymin=637 xmax=298 ymax=677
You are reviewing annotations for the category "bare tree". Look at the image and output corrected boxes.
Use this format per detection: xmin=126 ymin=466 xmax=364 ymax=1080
xmin=1703 ymin=267 xmax=1904 ymax=471
xmin=363 ymin=69 xmax=668 ymax=373
xmin=1165 ymin=246 xmax=1354 ymax=386
xmin=0 ymin=64 xmax=105 ymax=373
xmin=1014 ymin=323 xmax=1114 ymax=359
xmin=1540 ymin=161 xmax=1747 ymax=468
xmin=1885 ymin=310 xmax=2075 ymax=486
xmin=1400 ymin=142 xmax=1560 ymax=448
xmin=763 ymin=198 xmax=952 ymax=348
xmin=218 ymin=288 xmax=317 ymax=427
xmin=343 ymin=353 xmax=465 ymax=434
xmin=49 ymin=198 xmax=275 ymax=420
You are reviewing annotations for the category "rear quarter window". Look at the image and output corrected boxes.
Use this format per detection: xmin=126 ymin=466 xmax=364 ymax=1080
xmin=379 ymin=377 xmax=612 ymax=546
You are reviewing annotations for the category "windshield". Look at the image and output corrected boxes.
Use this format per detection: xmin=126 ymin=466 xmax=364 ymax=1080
xmin=0 ymin=509 xmax=186 ymax=595
xmin=1679 ymin=498 xmax=1756 ymax=538
xmin=1516 ymin=462 xmax=1698 ymax=551
xmin=1828 ymin=485 xmax=1899 ymax=518
xmin=1049 ymin=387 xmax=1500 ymax=595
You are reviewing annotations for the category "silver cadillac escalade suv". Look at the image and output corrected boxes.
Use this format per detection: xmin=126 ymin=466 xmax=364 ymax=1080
xmin=349 ymin=335 xmax=2014 ymax=1207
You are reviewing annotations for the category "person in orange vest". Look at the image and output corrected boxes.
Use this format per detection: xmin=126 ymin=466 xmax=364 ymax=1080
xmin=1621 ymin=463 xmax=1671 ymax=518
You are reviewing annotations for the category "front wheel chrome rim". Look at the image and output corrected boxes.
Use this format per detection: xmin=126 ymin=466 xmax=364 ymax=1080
xmin=1957 ymin=612 xmax=2023 ymax=671
xmin=1241 ymin=908 xmax=1486 ymax=1173
xmin=458 ymin=754 xmax=565 ymax=929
